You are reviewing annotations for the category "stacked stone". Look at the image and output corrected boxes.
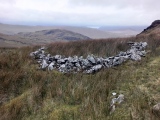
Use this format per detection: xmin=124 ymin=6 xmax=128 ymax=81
xmin=30 ymin=42 xmax=147 ymax=74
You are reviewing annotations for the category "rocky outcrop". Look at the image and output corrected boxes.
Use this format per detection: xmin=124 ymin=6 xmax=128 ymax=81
xmin=144 ymin=20 xmax=160 ymax=31
xmin=30 ymin=42 xmax=147 ymax=74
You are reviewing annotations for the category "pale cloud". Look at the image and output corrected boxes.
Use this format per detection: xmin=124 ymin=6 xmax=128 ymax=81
xmin=0 ymin=0 xmax=159 ymax=26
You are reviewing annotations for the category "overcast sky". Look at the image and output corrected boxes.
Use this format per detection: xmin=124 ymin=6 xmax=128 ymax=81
xmin=0 ymin=0 xmax=159 ymax=26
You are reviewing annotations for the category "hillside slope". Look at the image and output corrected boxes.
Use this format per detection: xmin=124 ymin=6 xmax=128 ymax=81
xmin=0 ymin=33 xmax=30 ymax=47
xmin=0 ymin=29 xmax=90 ymax=47
xmin=1 ymin=36 xmax=160 ymax=119
xmin=17 ymin=29 xmax=90 ymax=42
xmin=137 ymin=20 xmax=160 ymax=37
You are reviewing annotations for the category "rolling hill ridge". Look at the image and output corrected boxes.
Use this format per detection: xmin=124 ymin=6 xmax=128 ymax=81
xmin=0 ymin=29 xmax=90 ymax=47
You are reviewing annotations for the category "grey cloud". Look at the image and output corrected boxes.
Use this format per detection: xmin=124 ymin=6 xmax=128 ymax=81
xmin=68 ymin=0 xmax=160 ymax=10
xmin=0 ymin=0 xmax=160 ymax=26
xmin=0 ymin=0 xmax=16 ymax=4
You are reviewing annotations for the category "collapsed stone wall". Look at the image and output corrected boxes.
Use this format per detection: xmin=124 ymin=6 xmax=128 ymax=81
xmin=30 ymin=42 xmax=147 ymax=74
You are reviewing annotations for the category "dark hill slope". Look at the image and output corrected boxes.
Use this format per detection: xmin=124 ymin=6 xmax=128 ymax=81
xmin=17 ymin=29 xmax=90 ymax=42
xmin=0 ymin=29 xmax=90 ymax=47
xmin=137 ymin=20 xmax=160 ymax=37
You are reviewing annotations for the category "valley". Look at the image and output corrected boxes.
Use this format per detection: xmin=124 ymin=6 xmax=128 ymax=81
xmin=0 ymin=20 xmax=160 ymax=119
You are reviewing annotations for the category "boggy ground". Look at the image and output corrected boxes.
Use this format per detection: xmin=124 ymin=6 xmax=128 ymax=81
xmin=0 ymin=35 xmax=160 ymax=120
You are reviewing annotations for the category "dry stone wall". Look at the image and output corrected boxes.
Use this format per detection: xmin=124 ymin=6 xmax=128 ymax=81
xmin=30 ymin=42 xmax=147 ymax=74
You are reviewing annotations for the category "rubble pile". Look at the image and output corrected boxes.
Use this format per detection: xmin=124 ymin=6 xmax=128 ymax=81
xmin=30 ymin=42 xmax=147 ymax=74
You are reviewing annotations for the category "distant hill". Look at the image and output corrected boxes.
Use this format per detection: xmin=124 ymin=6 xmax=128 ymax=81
xmin=0 ymin=23 xmax=150 ymax=48
xmin=0 ymin=23 xmax=143 ymax=39
xmin=0 ymin=23 xmax=119 ymax=39
xmin=137 ymin=20 xmax=160 ymax=37
xmin=0 ymin=33 xmax=29 ymax=47
xmin=17 ymin=29 xmax=90 ymax=42
xmin=0 ymin=29 xmax=90 ymax=47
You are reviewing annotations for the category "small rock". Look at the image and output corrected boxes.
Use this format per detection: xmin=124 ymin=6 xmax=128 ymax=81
xmin=110 ymin=94 xmax=124 ymax=114
xmin=152 ymin=103 xmax=160 ymax=117
xmin=87 ymin=55 xmax=96 ymax=64
xmin=112 ymin=92 xmax=117 ymax=96
xmin=48 ymin=62 xmax=55 ymax=71
xmin=117 ymin=94 xmax=124 ymax=104
xmin=41 ymin=59 xmax=48 ymax=69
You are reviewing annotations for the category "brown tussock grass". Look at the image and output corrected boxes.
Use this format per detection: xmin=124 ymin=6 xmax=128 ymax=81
xmin=0 ymin=35 xmax=160 ymax=119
